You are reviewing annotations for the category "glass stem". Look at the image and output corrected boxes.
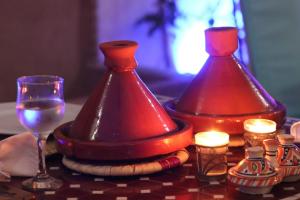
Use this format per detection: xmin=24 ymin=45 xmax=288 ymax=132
xmin=36 ymin=134 xmax=48 ymax=179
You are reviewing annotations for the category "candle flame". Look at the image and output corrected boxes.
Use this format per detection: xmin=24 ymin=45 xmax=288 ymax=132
xmin=244 ymin=119 xmax=276 ymax=134
xmin=194 ymin=131 xmax=229 ymax=147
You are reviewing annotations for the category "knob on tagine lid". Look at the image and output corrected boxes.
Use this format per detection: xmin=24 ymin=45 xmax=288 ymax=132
xmin=205 ymin=27 xmax=238 ymax=56
xmin=164 ymin=27 xmax=286 ymax=135
xmin=54 ymin=40 xmax=193 ymax=161
xmin=263 ymin=139 xmax=279 ymax=152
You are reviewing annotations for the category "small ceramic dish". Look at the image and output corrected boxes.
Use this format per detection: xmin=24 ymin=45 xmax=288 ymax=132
xmin=227 ymin=146 xmax=282 ymax=194
xmin=277 ymin=134 xmax=300 ymax=182
xmin=228 ymin=169 xmax=282 ymax=194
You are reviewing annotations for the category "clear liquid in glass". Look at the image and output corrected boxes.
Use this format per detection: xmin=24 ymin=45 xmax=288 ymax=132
xmin=16 ymin=99 xmax=65 ymax=137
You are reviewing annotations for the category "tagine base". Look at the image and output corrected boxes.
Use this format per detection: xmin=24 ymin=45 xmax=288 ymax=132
xmin=281 ymin=165 xmax=300 ymax=182
xmin=54 ymin=118 xmax=192 ymax=161
xmin=227 ymin=168 xmax=282 ymax=195
xmin=164 ymin=100 xmax=286 ymax=137
xmin=62 ymin=149 xmax=189 ymax=176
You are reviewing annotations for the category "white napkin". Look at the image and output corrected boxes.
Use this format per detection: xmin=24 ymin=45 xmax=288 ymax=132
xmin=0 ymin=132 xmax=38 ymax=178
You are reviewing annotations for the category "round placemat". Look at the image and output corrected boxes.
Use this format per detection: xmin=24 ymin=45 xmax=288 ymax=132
xmin=62 ymin=149 xmax=189 ymax=176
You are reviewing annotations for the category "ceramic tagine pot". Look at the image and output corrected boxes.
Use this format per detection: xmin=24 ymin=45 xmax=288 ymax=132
xmin=227 ymin=146 xmax=282 ymax=194
xmin=164 ymin=27 xmax=286 ymax=136
xmin=277 ymin=134 xmax=300 ymax=182
xmin=54 ymin=40 xmax=193 ymax=161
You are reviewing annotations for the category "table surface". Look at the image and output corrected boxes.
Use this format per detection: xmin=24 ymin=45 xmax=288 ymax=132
xmin=2 ymin=95 xmax=300 ymax=200
xmin=2 ymin=118 xmax=300 ymax=200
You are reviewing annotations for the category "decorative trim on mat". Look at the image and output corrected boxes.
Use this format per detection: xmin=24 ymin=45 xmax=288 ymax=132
xmin=62 ymin=149 xmax=189 ymax=176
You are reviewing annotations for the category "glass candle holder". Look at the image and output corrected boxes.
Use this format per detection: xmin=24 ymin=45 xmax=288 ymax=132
xmin=243 ymin=119 xmax=277 ymax=147
xmin=195 ymin=131 xmax=229 ymax=181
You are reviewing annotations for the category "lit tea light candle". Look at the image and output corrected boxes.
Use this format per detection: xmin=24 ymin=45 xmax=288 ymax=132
xmin=244 ymin=119 xmax=276 ymax=134
xmin=243 ymin=119 xmax=277 ymax=147
xmin=195 ymin=131 xmax=229 ymax=147
xmin=194 ymin=131 xmax=229 ymax=182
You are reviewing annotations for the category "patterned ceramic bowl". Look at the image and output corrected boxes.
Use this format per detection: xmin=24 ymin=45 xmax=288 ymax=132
xmin=277 ymin=134 xmax=300 ymax=182
xmin=228 ymin=147 xmax=282 ymax=194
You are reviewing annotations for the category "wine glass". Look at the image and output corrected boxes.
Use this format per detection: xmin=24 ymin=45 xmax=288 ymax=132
xmin=16 ymin=75 xmax=65 ymax=191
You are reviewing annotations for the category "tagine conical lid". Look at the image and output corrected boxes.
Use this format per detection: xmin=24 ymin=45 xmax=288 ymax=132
xmin=165 ymin=27 xmax=286 ymax=135
xmin=70 ymin=40 xmax=177 ymax=141
xmin=55 ymin=40 xmax=193 ymax=160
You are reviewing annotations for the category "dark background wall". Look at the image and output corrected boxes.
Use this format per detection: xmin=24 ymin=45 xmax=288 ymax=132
xmin=0 ymin=1 xmax=85 ymax=101
xmin=242 ymin=0 xmax=300 ymax=117
xmin=0 ymin=0 xmax=174 ymax=102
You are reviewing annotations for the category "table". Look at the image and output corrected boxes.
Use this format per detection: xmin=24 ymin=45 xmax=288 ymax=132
xmin=2 ymin=117 xmax=300 ymax=200
xmin=5 ymin=150 xmax=300 ymax=199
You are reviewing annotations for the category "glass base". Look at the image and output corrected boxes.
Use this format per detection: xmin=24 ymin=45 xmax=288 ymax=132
xmin=22 ymin=176 xmax=63 ymax=191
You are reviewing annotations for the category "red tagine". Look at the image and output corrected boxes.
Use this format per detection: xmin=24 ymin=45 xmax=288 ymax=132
xmin=165 ymin=27 xmax=286 ymax=135
xmin=54 ymin=40 xmax=193 ymax=161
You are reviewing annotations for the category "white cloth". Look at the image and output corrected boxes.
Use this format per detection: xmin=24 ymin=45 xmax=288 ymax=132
xmin=0 ymin=132 xmax=38 ymax=177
